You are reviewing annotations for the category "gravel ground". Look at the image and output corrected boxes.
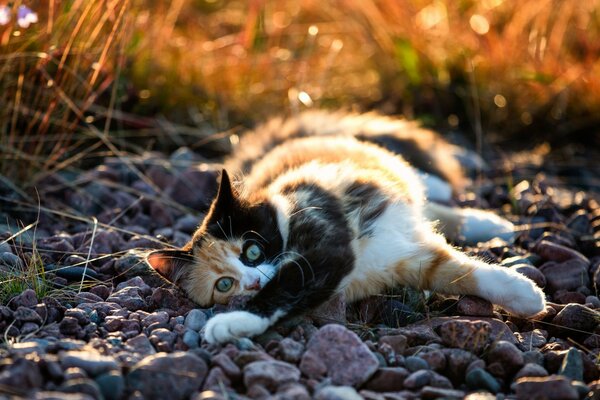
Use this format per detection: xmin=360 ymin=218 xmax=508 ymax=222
xmin=0 ymin=146 xmax=599 ymax=400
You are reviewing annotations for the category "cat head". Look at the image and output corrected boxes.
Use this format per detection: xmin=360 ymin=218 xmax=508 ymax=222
xmin=146 ymin=170 xmax=283 ymax=307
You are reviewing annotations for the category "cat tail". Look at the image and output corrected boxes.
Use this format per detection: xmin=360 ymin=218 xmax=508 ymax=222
xmin=410 ymin=235 xmax=546 ymax=317
xmin=424 ymin=202 xmax=515 ymax=245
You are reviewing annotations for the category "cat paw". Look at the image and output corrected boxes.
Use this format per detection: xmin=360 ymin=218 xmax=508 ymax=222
xmin=203 ymin=311 xmax=270 ymax=344
xmin=496 ymin=273 xmax=546 ymax=317
xmin=460 ymin=209 xmax=515 ymax=245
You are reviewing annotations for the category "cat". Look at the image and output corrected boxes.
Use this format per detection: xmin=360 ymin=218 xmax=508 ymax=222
xmin=146 ymin=111 xmax=546 ymax=344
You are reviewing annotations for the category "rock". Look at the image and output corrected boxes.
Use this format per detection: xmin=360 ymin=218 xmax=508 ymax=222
xmin=442 ymin=348 xmax=478 ymax=384
xmin=106 ymin=287 xmax=147 ymax=311
xmin=533 ymin=240 xmax=589 ymax=264
xmin=391 ymin=324 xmax=442 ymax=346
xmin=456 ymin=296 xmax=494 ymax=316
xmin=61 ymin=351 xmax=118 ymax=376
xmin=60 ymin=316 xmax=82 ymax=336
xmin=243 ymin=360 xmax=300 ymax=392
xmin=9 ymin=288 xmax=38 ymax=309
xmin=150 ymin=287 xmax=195 ymax=313
xmin=418 ymin=350 xmax=446 ymax=371
xmin=141 ymin=311 xmax=170 ymax=328
xmin=166 ymin=168 xmax=218 ymax=210
xmin=95 ymin=371 xmax=125 ymax=400
xmin=514 ymin=375 xmax=578 ymax=400
xmin=14 ymin=306 xmax=43 ymax=324
xmin=183 ymin=329 xmax=200 ymax=349
xmin=438 ymin=319 xmax=491 ymax=354
xmin=417 ymin=316 xmax=516 ymax=344
xmin=299 ymin=324 xmax=379 ymax=387
xmin=149 ymin=328 xmax=177 ymax=352
xmin=60 ymin=378 xmax=103 ymax=399
xmin=516 ymin=329 xmax=548 ymax=349
xmin=184 ymin=309 xmax=207 ymax=331
xmin=277 ymin=338 xmax=305 ymax=363
xmin=515 ymin=363 xmax=549 ymax=379
xmin=364 ymin=367 xmax=409 ymax=392
xmin=510 ymin=264 xmax=547 ymax=288
xmin=211 ymin=353 xmax=241 ymax=381
xmin=554 ymin=290 xmax=586 ymax=304
xmin=275 ymin=383 xmax=310 ymax=399
xmin=403 ymin=369 xmax=431 ymax=389
xmin=558 ymin=348 xmax=584 ymax=381
xmin=0 ymin=357 xmax=43 ymax=393
xmin=309 ymin=293 xmax=347 ymax=325
xmin=405 ymin=356 xmax=429 ymax=372
xmin=465 ymin=367 xmax=501 ymax=393
xmin=487 ymin=340 xmax=524 ymax=376
xmin=125 ymin=334 xmax=156 ymax=356
xmin=378 ymin=334 xmax=407 ymax=355
xmin=420 ymin=386 xmax=466 ymax=399
xmin=540 ymin=259 xmax=590 ymax=292
xmin=202 ymin=367 xmax=231 ymax=391
xmin=315 ymin=385 xmax=363 ymax=400
xmin=126 ymin=352 xmax=208 ymax=400
xmin=552 ymin=303 xmax=598 ymax=334
xmin=115 ymin=276 xmax=151 ymax=295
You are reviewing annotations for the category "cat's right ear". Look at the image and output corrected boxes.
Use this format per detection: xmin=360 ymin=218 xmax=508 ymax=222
xmin=208 ymin=169 xmax=238 ymax=221
xmin=146 ymin=249 xmax=193 ymax=284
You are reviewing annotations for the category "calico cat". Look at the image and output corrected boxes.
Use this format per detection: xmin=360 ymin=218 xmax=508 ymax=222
xmin=147 ymin=111 xmax=546 ymax=344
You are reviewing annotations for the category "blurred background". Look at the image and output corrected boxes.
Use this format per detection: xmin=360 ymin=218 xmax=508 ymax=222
xmin=1 ymin=0 xmax=600 ymax=187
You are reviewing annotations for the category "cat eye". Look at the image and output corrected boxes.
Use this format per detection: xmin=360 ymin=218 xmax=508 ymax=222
xmin=215 ymin=277 xmax=234 ymax=292
xmin=241 ymin=240 xmax=265 ymax=266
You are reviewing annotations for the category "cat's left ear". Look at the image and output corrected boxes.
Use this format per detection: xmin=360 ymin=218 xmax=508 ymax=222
xmin=146 ymin=249 xmax=193 ymax=284
xmin=208 ymin=169 xmax=239 ymax=221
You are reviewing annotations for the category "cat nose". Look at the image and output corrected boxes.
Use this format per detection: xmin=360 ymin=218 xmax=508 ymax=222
xmin=244 ymin=278 xmax=261 ymax=291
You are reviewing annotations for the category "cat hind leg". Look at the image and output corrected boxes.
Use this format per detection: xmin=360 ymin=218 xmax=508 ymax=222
xmin=403 ymin=235 xmax=546 ymax=317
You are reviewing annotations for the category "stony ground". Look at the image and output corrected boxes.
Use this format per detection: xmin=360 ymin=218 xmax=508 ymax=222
xmin=0 ymin=146 xmax=599 ymax=400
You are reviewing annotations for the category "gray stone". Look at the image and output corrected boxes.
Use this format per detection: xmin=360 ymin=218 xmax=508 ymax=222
xmin=61 ymin=351 xmax=118 ymax=377
xmin=514 ymin=375 xmax=578 ymax=400
xmin=558 ymin=348 xmax=584 ymax=381
xmin=405 ymin=356 xmax=429 ymax=372
xmin=403 ymin=369 xmax=431 ymax=389
xmin=315 ymin=386 xmax=363 ymax=400
xmin=184 ymin=309 xmax=207 ymax=331
xmin=183 ymin=329 xmax=200 ymax=349
xmin=95 ymin=371 xmax=124 ymax=400
xmin=465 ymin=367 xmax=501 ymax=393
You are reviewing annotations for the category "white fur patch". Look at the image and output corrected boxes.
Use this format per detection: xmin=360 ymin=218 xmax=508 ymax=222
xmin=474 ymin=265 xmax=546 ymax=317
xmin=226 ymin=256 xmax=276 ymax=290
xmin=269 ymin=194 xmax=291 ymax=249
xmin=460 ymin=208 xmax=515 ymax=244
xmin=203 ymin=310 xmax=285 ymax=344
xmin=418 ymin=171 xmax=453 ymax=203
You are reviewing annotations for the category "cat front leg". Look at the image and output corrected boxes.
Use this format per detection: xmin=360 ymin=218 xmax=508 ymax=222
xmin=203 ymin=248 xmax=353 ymax=344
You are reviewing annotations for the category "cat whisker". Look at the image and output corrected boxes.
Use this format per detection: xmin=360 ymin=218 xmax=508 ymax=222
xmin=241 ymin=230 xmax=270 ymax=244
xmin=216 ymin=221 xmax=231 ymax=241
xmin=289 ymin=206 xmax=322 ymax=217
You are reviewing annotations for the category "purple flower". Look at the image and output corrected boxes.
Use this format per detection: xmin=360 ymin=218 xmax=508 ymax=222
xmin=17 ymin=5 xmax=38 ymax=28
xmin=0 ymin=5 xmax=10 ymax=26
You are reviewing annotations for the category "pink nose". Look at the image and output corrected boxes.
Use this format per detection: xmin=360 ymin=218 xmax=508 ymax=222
xmin=244 ymin=278 xmax=261 ymax=291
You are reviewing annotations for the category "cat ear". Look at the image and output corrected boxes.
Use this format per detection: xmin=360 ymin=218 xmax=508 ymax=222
xmin=146 ymin=249 xmax=193 ymax=283
xmin=208 ymin=169 xmax=238 ymax=221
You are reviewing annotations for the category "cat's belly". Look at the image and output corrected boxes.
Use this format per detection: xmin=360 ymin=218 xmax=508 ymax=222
xmin=340 ymin=202 xmax=424 ymax=301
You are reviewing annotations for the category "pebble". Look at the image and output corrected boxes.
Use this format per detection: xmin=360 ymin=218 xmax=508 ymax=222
xmin=515 ymin=363 xmax=549 ymax=379
xmin=364 ymin=367 xmax=409 ymax=392
xmin=277 ymin=338 xmax=305 ymax=363
xmin=184 ymin=309 xmax=207 ymax=331
xmin=405 ymin=356 xmax=429 ymax=372
xmin=514 ymin=375 xmax=578 ymax=400
xmin=299 ymin=324 xmax=379 ymax=387
xmin=552 ymin=303 xmax=598 ymax=333
xmin=95 ymin=371 xmax=125 ymax=400
xmin=0 ymin=251 xmax=23 ymax=269
xmin=314 ymin=385 xmax=363 ymax=400
xmin=60 ymin=378 xmax=103 ymax=399
xmin=487 ymin=340 xmax=524 ymax=375
xmin=126 ymin=352 xmax=207 ymax=400
xmin=456 ymin=296 xmax=494 ymax=316
xmin=403 ymin=369 xmax=431 ymax=389
xmin=10 ymin=288 xmax=38 ymax=309
xmin=438 ymin=319 xmax=491 ymax=354
xmin=510 ymin=264 xmax=547 ymax=288
xmin=533 ymin=240 xmax=589 ymax=264
xmin=540 ymin=259 xmax=590 ymax=292
xmin=243 ymin=360 xmax=300 ymax=392
xmin=182 ymin=329 xmax=200 ymax=349
xmin=60 ymin=351 xmax=118 ymax=376
xmin=465 ymin=367 xmax=501 ymax=393
xmin=558 ymin=348 xmax=584 ymax=381
xmin=378 ymin=334 xmax=407 ymax=354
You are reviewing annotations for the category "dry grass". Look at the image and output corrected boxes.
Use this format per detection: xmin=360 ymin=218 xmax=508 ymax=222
xmin=128 ymin=0 xmax=600 ymax=142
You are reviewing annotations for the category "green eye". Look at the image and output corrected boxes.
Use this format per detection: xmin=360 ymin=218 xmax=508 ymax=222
xmin=245 ymin=243 xmax=262 ymax=262
xmin=216 ymin=277 xmax=234 ymax=292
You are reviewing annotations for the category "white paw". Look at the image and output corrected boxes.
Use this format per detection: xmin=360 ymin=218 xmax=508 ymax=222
xmin=460 ymin=209 xmax=515 ymax=245
xmin=418 ymin=171 xmax=453 ymax=203
xmin=203 ymin=311 xmax=270 ymax=344
xmin=477 ymin=267 xmax=546 ymax=317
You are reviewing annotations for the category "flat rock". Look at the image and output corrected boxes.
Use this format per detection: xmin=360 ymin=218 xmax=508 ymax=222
xmin=438 ymin=319 xmax=491 ymax=354
xmin=552 ymin=303 xmax=599 ymax=333
xmin=456 ymin=296 xmax=494 ymax=316
xmin=299 ymin=324 xmax=379 ymax=387
xmin=539 ymin=259 xmax=590 ymax=292
xmin=126 ymin=352 xmax=207 ymax=400
xmin=243 ymin=360 xmax=300 ymax=392
xmin=514 ymin=375 xmax=578 ymax=400
xmin=61 ymin=350 xmax=118 ymax=377
xmin=533 ymin=240 xmax=589 ymax=264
